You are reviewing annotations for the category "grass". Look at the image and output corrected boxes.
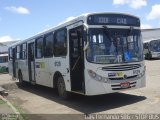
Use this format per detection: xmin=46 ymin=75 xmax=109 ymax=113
xmin=13 ymin=104 xmax=29 ymax=120
xmin=0 ymin=98 xmax=29 ymax=120
xmin=0 ymin=99 xmax=6 ymax=104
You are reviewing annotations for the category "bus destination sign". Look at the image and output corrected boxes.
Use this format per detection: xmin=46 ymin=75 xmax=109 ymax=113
xmin=87 ymin=14 xmax=140 ymax=26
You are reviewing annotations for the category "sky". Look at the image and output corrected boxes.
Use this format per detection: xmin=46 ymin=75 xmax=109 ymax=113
xmin=0 ymin=0 xmax=160 ymax=42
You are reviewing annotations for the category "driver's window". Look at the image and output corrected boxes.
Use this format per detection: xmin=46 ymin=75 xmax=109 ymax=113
xmin=92 ymin=34 xmax=105 ymax=55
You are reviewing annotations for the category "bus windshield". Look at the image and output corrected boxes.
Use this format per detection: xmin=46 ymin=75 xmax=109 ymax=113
xmin=150 ymin=40 xmax=160 ymax=52
xmin=86 ymin=28 xmax=143 ymax=64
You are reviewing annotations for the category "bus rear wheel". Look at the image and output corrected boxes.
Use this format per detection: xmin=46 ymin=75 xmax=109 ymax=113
xmin=57 ymin=76 xmax=70 ymax=99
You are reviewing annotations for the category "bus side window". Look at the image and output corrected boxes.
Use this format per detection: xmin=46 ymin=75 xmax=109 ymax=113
xmin=54 ymin=28 xmax=67 ymax=57
xmin=44 ymin=33 xmax=54 ymax=57
xmin=22 ymin=43 xmax=27 ymax=59
xmin=9 ymin=48 xmax=13 ymax=60
xmin=16 ymin=45 xmax=21 ymax=59
xmin=36 ymin=37 xmax=44 ymax=58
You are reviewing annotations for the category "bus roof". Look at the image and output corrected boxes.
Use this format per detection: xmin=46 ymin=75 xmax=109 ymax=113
xmin=9 ymin=12 xmax=140 ymax=48
xmin=143 ymin=38 xmax=160 ymax=43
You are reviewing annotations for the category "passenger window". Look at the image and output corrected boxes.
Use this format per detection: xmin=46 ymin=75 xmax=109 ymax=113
xmin=16 ymin=46 xmax=21 ymax=59
xmin=44 ymin=34 xmax=54 ymax=57
xmin=22 ymin=43 xmax=27 ymax=59
xmin=36 ymin=37 xmax=44 ymax=58
xmin=9 ymin=48 xmax=13 ymax=60
xmin=54 ymin=29 xmax=67 ymax=56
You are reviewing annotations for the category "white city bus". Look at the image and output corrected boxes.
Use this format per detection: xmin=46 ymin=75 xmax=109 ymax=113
xmin=143 ymin=39 xmax=160 ymax=59
xmin=8 ymin=12 xmax=146 ymax=99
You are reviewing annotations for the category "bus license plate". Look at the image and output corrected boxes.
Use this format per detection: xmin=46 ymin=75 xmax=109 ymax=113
xmin=120 ymin=82 xmax=130 ymax=88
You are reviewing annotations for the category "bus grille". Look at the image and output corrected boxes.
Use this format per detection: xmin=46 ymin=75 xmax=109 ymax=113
xmin=109 ymin=75 xmax=138 ymax=81
xmin=111 ymin=82 xmax=136 ymax=90
xmin=102 ymin=64 xmax=141 ymax=71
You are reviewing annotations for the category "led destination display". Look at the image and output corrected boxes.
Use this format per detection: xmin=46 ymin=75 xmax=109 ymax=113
xmin=87 ymin=14 xmax=140 ymax=26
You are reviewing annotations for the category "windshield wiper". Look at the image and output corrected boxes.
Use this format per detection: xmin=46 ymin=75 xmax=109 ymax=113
xmin=103 ymin=25 xmax=110 ymax=38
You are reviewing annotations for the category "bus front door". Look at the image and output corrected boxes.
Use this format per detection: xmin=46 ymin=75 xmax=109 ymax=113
xmin=69 ymin=26 xmax=85 ymax=93
xmin=12 ymin=48 xmax=16 ymax=78
xmin=28 ymin=42 xmax=36 ymax=83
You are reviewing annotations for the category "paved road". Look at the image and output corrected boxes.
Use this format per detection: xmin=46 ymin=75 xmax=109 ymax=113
xmin=1 ymin=60 xmax=160 ymax=119
xmin=0 ymin=73 xmax=16 ymax=86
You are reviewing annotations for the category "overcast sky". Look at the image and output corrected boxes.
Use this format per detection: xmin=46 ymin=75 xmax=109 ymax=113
xmin=0 ymin=0 xmax=160 ymax=42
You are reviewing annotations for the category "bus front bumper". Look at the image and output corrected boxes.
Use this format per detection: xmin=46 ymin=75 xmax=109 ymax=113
xmin=85 ymin=75 xmax=146 ymax=96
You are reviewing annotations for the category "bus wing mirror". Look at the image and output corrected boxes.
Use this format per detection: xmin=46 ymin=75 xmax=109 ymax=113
xmin=146 ymin=46 xmax=149 ymax=49
xmin=144 ymin=43 xmax=149 ymax=49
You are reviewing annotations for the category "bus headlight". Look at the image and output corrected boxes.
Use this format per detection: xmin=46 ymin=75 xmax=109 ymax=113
xmin=88 ymin=69 xmax=96 ymax=78
xmin=88 ymin=69 xmax=109 ymax=83
xmin=98 ymin=76 xmax=102 ymax=81
xmin=138 ymin=71 xmax=145 ymax=79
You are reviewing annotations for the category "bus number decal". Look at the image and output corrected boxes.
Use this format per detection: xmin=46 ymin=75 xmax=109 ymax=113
xmin=133 ymin=69 xmax=140 ymax=75
xmin=54 ymin=61 xmax=61 ymax=67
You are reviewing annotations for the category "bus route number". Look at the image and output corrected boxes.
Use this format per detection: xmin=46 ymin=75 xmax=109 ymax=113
xmin=133 ymin=69 xmax=140 ymax=75
xmin=54 ymin=61 xmax=61 ymax=67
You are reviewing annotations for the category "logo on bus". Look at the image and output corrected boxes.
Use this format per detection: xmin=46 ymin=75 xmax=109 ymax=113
xmin=116 ymin=72 xmax=123 ymax=77
xmin=108 ymin=72 xmax=123 ymax=77
xmin=36 ymin=62 xmax=45 ymax=69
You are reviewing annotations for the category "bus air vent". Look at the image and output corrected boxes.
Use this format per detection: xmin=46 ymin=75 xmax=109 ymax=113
xmin=109 ymin=75 xmax=138 ymax=80
xmin=102 ymin=64 xmax=141 ymax=71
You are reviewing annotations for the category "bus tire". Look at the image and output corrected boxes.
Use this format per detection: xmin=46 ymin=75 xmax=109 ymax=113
xmin=148 ymin=53 xmax=152 ymax=60
xmin=57 ymin=76 xmax=70 ymax=100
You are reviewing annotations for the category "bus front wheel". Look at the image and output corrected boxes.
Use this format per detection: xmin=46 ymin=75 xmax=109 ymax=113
xmin=147 ymin=53 xmax=152 ymax=60
xmin=57 ymin=77 xmax=70 ymax=99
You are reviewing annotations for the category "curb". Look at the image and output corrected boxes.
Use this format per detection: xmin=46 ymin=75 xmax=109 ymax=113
xmin=0 ymin=95 xmax=24 ymax=120
xmin=0 ymin=83 xmax=24 ymax=120
xmin=0 ymin=95 xmax=19 ymax=114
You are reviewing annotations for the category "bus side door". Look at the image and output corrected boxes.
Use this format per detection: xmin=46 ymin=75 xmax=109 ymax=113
xmin=28 ymin=42 xmax=36 ymax=83
xmin=68 ymin=24 xmax=85 ymax=93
